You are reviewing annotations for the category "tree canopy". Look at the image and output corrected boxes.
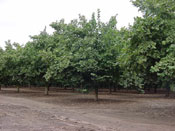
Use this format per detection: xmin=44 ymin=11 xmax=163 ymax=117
xmin=0 ymin=0 xmax=175 ymax=95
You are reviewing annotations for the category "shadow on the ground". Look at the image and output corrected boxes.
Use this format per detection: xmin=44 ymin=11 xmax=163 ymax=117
xmin=70 ymin=98 xmax=135 ymax=104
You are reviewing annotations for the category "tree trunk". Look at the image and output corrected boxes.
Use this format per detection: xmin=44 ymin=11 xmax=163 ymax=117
xmin=72 ymin=86 xmax=74 ymax=92
xmin=45 ymin=86 xmax=49 ymax=95
xmin=165 ymin=81 xmax=170 ymax=97
xmin=113 ymin=84 xmax=117 ymax=92
xmin=154 ymin=86 xmax=157 ymax=93
xmin=0 ymin=85 xmax=1 ymax=91
xmin=166 ymin=86 xmax=170 ymax=97
xmin=118 ymin=86 xmax=121 ymax=91
xmin=28 ymin=83 xmax=31 ymax=89
xmin=95 ymin=85 xmax=98 ymax=101
xmin=109 ymin=84 xmax=112 ymax=94
xmin=17 ymin=86 xmax=20 ymax=93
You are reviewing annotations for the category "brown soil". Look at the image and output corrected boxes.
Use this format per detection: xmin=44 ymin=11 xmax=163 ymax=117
xmin=0 ymin=87 xmax=175 ymax=131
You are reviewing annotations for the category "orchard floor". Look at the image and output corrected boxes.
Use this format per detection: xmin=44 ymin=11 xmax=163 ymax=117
xmin=0 ymin=87 xmax=175 ymax=131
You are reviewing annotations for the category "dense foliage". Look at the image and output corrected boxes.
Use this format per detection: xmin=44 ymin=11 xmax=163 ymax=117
xmin=0 ymin=0 xmax=175 ymax=97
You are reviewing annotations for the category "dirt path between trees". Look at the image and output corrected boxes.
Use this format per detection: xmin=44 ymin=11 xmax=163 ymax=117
xmin=0 ymin=88 xmax=175 ymax=131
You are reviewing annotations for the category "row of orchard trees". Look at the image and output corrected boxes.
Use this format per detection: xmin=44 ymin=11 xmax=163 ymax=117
xmin=0 ymin=0 xmax=175 ymax=99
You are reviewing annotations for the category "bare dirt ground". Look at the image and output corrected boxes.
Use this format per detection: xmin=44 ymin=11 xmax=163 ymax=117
xmin=0 ymin=87 xmax=175 ymax=131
